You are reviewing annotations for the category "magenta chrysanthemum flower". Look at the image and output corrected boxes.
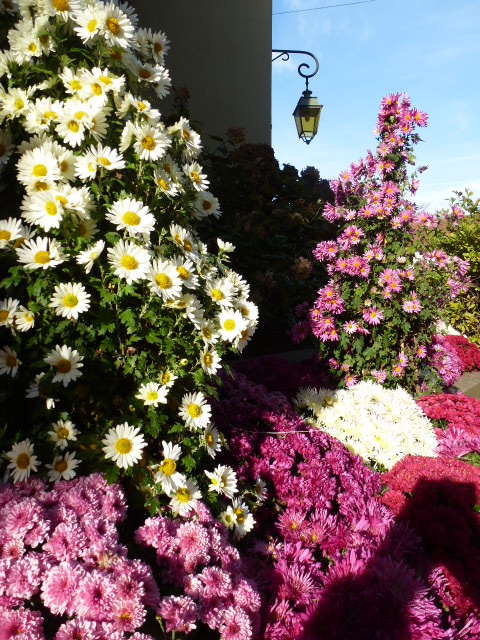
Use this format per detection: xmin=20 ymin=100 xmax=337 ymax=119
xmin=74 ymin=570 xmax=115 ymax=620
xmin=55 ymin=618 xmax=102 ymax=640
xmin=157 ymin=595 xmax=197 ymax=634
xmin=198 ymin=565 xmax=232 ymax=599
xmin=41 ymin=561 xmax=82 ymax=615
xmin=220 ymin=605 xmax=253 ymax=640
xmin=0 ymin=606 xmax=44 ymax=640
xmin=176 ymin=521 xmax=210 ymax=572
xmin=362 ymin=307 xmax=383 ymax=325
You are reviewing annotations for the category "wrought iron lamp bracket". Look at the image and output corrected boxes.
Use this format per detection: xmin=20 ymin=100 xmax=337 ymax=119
xmin=272 ymin=49 xmax=319 ymax=91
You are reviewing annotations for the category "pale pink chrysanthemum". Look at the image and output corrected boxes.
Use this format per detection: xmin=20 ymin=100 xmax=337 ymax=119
xmin=220 ymin=605 xmax=253 ymax=640
xmin=43 ymin=521 xmax=86 ymax=561
xmin=371 ymin=369 xmax=387 ymax=384
xmin=416 ymin=346 xmax=427 ymax=359
xmin=176 ymin=521 xmax=210 ymax=572
xmin=111 ymin=595 xmax=146 ymax=633
xmin=100 ymin=483 xmax=127 ymax=522
xmin=55 ymin=617 xmax=102 ymax=640
xmin=362 ymin=307 xmax=383 ymax=325
xmin=232 ymin=578 xmax=262 ymax=613
xmin=1 ymin=536 xmax=25 ymax=560
xmin=198 ymin=566 xmax=232 ymax=600
xmin=157 ymin=595 xmax=197 ymax=634
xmin=41 ymin=561 xmax=83 ymax=616
xmin=24 ymin=518 xmax=51 ymax=549
xmin=3 ymin=497 xmax=41 ymax=539
xmin=74 ymin=570 xmax=115 ymax=620
xmin=345 ymin=374 xmax=358 ymax=388
xmin=6 ymin=552 xmax=42 ymax=600
xmin=0 ymin=606 xmax=44 ymax=640
xmin=118 ymin=558 xmax=160 ymax=610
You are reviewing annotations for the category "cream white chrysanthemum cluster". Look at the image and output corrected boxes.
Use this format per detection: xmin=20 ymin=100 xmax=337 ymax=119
xmin=0 ymin=0 xmax=257 ymax=529
xmin=295 ymin=380 xmax=438 ymax=469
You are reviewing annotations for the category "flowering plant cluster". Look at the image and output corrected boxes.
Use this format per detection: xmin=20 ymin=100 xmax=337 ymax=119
xmin=0 ymin=0 xmax=258 ymax=518
xmin=0 ymin=473 xmax=161 ymax=638
xmin=293 ymin=93 xmax=470 ymax=391
xmin=136 ymin=503 xmax=261 ymax=638
xmin=381 ymin=456 xmax=480 ymax=618
xmin=440 ymin=335 xmax=480 ymax=372
xmin=429 ymin=334 xmax=465 ymax=387
xmin=417 ymin=393 xmax=480 ymax=459
xmin=295 ymin=380 xmax=438 ymax=470
xmin=212 ymin=365 xmax=475 ymax=639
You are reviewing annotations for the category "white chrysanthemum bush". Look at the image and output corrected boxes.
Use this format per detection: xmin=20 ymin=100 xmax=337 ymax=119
xmin=296 ymin=380 xmax=438 ymax=470
xmin=0 ymin=0 xmax=258 ymax=522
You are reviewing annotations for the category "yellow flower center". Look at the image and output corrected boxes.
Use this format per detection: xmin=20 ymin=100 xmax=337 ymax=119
xmin=14 ymin=98 xmax=25 ymax=110
xmin=183 ymin=130 xmax=190 ymax=141
xmin=56 ymin=359 xmax=72 ymax=374
xmin=137 ymin=101 xmax=147 ymax=111
xmin=91 ymin=83 xmax=103 ymax=96
xmin=55 ymin=460 xmax=68 ymax=473
xmin=63 ymin=294 xmax=78 ymax=308
xmin=120 ymin=255 xmax=138 ymax=270
xmin=34 ymin=251 xmax=51 ymax=265
xmin=16 ymin=453 xmax=30 ymax=470
xmin=223 ymin=319 xmax=235 ymax=332
xmin=68 ymin=121 xmax=80 ymax=133
xmin=234 ymin=508 xmax=246 ymax=525
xmin=211 ymin=288 xmax=224 ymax=301
xmin=99 ymin=75 xmax=111 ymax=85
xmin=122 ymin=211 xmax=140 ymax=226
xmin=160 ymin=458 xmax=176 ymax=476
xmin=205 ymin=433 xmax=214 ymax=447
xmin=157 ymin=179 xmax=168 ymax=190
xmin=0 ymin=310 xmax=9 ymax=322
xmin=115 ymin=438 xmax=133 ymax=454
xmin=0 ymin=230 xmax=11 ymax=241
xmin=69 ymin=79 xmax=82 ymax=91
xmin=87 ymin=18 xmax=97 ymax=32
xmin=155 ymin=273 xmax=172 ymax=289
xmin=44 ymin=110 xmax=57 ymax=121
xmin=146 ymin=391 xmax=158 ymax=401
xmin=141 ymin=135 xmax=156 ymax=151
xmin=39 ymin=34 xmax=49 ymax=44
xmin=240 ymin=329 xmax=248 ymax=340
xmin=106 ymin=17 xmax=121 ymax=35
xmin=202 ymin=327 xmax=212 ymax=339
xmin=74 ymin=111 xmax=87 ymax=120
xmin=183 ymin=240 xmax=192 ymax=252
xmin=110 ymin=49 xmax=123 ymax=61
xmin=187 ymin=403 xmax=202 ymax=419
xmin=34 ymin=181 xmax=49 ymax=192
xmin=204 ymin=353 xmax=213 ymax=366
xmin=5 ymin=354 xmax=17 ymax=368
xmin=45 ymin=202 xmax=57 ymax=216
xmin=139 ymin=69 xmax=152 ymax=79
xmin=202 ymin=199 xmax=212 ymax=211
xmin=52 ymin=0 xmax=69 ymax=11
xmin=176 ymin=487 xmax=191 ymax=503
xmin=56 ymin=427 xmax=70 ymax=440
xmin=33 ymin=164 xmax=48 ymax=177
xmin=162 ymin=372 xmax=171 ymax=384
xmin=153 ymin=42 xmax=163 ymax=54
xmin=14 ymin=238 xmax=25 ymax=248
xmin=60 ymin=160 xmax=69 ymax=173
xmin=28 ymin=42 xmax=37 ymax=53
xmin=191 ymin=171 xmax=201 ymax=184
xmin=176 ymin=266 xmax=189 ymax=280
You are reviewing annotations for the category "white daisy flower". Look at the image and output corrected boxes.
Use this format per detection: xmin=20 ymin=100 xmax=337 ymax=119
xmin=154 ymin=440 xmax=185 ymax=493
xmin=48 ymin=419 xmax=78 ymax=450
xmin=5 ymin=439 xmax=39 ymax=483
xmin=0 ymin=297 xmax=19 ymax=328
xmin=0 ymin=88 xmax=31 ymax=119
xmin=23 ymin=97 xmax=63 ymax=133
xmin=45 ymin=0 xmax=82 ymax=19
xmin=194 ymin=191 xmax=220 ymax=219
xmin=49 ymin=282 xmax=91 ymax=320
xmin=16 ymin=236 xmax=65 ymax=270
xmin=107 ymin=239 xmax=151 ymax=284
xmin=44 ymin=344 xmax=83 ymax=386
xmin=230 ymin=498 xmax=255 ymax=538
xmin=206 ymin=278 xmax=234 ymax=308
xmin=168 ymin=117 xmax=202 ymax=158
xmin=254 ymin=478 xmax=267 ymax=502
xmin=217 ymin=309 xmax=247 ymax=342
xmin=14 ymin=305 xmax=35 ymax=332
xmin=102 ymin=422 xmax=146 ymax=469
xmin=168 ymin=477 xmax=201 ymax=516
xmin=133 ymin=123 xmax=169 ymax=161
xmin=16 ymin=145 xmax=61 ymax=189
xmin=169 ymin=224 xmax=198 ymax=257
xmin=101 ymin=2 xmax=135 ymax=48
xmin=0 ymin=218 xmax=23 ymax=249
xmin=90 ymin=104 xmax=111 ymax=142
xmin=204 ymin=425 xmax=221 ymax=458
xmin=56 ymin=148 xmax=77 ymax=182
xmin=59 ymin=67 xmax=84 ymax=95
xmin=118 ymin=93 xmax=160 ymax=122
xmin=199 ymin=320 xmax=220 ymax=345
xmin=159 ymin=369 xmax=177 ymax=388
xmin=159 ymin=154 xmax=183 ymax=182
xmin=200 ymin=348 xmax=221 ymax=375
xmin=220 ymin=506 xmax=236 ymax=530
xmin=73 ymin=6 xmax=104 ymax=42
xmin=147 ymin=258 xmax=183 ymax=301
xmin=233 ymin=324 xmax=256 ymax=353
xmin=235 ymin=298 xmax=259 ymax=324
xmin=183 ymin=161 xmax=209 ymax=191
xmin=136 ymin=381 xmax=168 ymax=407
xmin=172 ymin=256 xmax=199 ymax=290
xmin=178 ymin=391 xmax=211 ymax=431
xmin=205 ymin=465 xmax=238 ymax=499
xmin=46 ymin=451 xmax=80 ymax=482
xmin=75 ymin=144 xmax=125 ymax=180
xmin=76 ymin=239 xmax=105 ymax=274
xmin=0 ymin=346 xmax=21 ymax=377
xmin=217 ymin=238 xmax=235 ymax=253
xmin=106 ymin=197 xmax=155 ymax=236
xmin=20 ymin=191 xmax=65 ymax=231
xmin=73 ymin=217 xmax=98 ymax=241
xmin=153 ymin=169 xmax=178 ymax=196
xmin=0 ymin=129 xmax=13 ymax=166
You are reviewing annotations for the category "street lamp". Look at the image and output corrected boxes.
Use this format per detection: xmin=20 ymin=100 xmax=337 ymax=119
xmin=272 ymin=49 xmax=323 ymax=145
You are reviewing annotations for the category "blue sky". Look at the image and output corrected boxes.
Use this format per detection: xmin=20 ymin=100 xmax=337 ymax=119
xmin=272 ymin=0 xmax=480 ymax=212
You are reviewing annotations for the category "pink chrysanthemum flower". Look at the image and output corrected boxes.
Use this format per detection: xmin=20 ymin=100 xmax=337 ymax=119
xmin=0 ymin=606 xmax=44 ymax=640
xmin=345 ymin=374 xmax=358 ymax=388
xmin=362 ymin=307 xmax=383 ymax=325
xmin=55 ymin=618 xmax=102 ymax=640
xmin=198 ymin=566 xmax=232 ymax=599
xmin=220 ymin=605 xmax=253 ymax=640
xmin=176 ymin=521 xmax=210 ymax=572
xmin=343 ymin=320 xmax=358 ymax=335
xmin=157 ymin=595 xmax=197 ymax=634
xmin=43 ymin=521 xmax=86 ymax=561
xmin=41 ymin=561 xmax=83 ymax=616
xmin=416 ymin=346 xmax=427 ymax=359
xmin=74 ymin=570 xmax=115 ymax=620
xmin=111 ymin=595 xmax=146 ymax=633
xmin=371 ymin=369 xmax=387 ymax=384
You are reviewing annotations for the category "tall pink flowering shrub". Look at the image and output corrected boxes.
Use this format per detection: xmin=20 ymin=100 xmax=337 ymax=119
xmin=296 ymin=93 xmax=470 ymax=391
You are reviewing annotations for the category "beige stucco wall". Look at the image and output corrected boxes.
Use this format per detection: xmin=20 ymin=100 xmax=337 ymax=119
xmin=131 ymin=1 xmax=272 ymax=148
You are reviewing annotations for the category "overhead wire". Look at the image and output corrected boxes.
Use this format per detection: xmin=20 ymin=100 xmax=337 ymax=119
xmin=273 ymin=0 xmax=375 ymax=16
